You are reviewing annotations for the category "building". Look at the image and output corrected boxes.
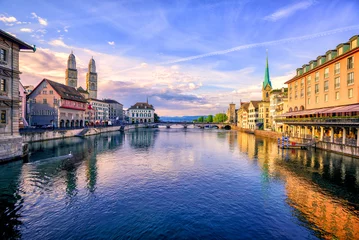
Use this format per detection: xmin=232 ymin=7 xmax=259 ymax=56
xmin=237 ymin=102 xmax=249 ymax=129
xmin=248 ymin=101 xmax=260 ymax=130
xmin=278 ymin=35 xmax=359 ymax=146
xmin=19 ymin=82 xmax=27 ymax=128
xmin=258 ymin=101 xmax=270 ymax=130
xmin=0 ymin=29 xmax=35 ymax=161
xmin=86 ymin=57 xmax=98 ymax=99
xmin=84 ymin=103 xmax=95 ymax=126
xmin=65 ymin=51 xmax=78 ymax=88
xmin=128 ymin=102 xmax=155 ymax=123
xmin=27 ymin=79 xmax=87 ymax=128
xmin=270 ymin=88 xmax=288 ymax=132
xmin=226 ymin=103 xmax=236 ymax=123
xmin=103 ymin=99 xmax=123 ymax=124
xmin=88 ymin=98 xmax=109 ymax=124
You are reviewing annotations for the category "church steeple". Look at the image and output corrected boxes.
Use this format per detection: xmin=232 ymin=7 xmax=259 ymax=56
xmin=86 ymin=57 xmax=98 ymax=99
xmin=65 ymin=51 xmax=78 ymax=88
xmin=262 ymin=50 xmax=272 ymax=101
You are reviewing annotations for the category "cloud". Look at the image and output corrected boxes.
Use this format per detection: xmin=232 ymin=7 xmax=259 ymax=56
xmin=20 ymin=28 xmax=33 ymax=33
xmin=154 ymin=24 xmax=359 ymax=65
xmin=37 ymin=29 xmax=47 ymax=34
xmin=31 ymin=12 xmax=48 ymax=26
xmin=264 ymin=0 xmax=316 ymax=22
xmin=108 ymin=41 xmax=115 ymax=46
xmin=64 ymin=26 xmax=69 ymax=32
xmin=48 ymin=39 xmax=71 ymax=48
xmin=0 ymin=15 xmax=17 ymax=23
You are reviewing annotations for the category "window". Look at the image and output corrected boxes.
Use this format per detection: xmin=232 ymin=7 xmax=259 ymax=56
xmin=0 ymin=49 xmax=6 ymax=62
xmin=324 ymin=80 xmax=329 ymax=92
xmin=307 ymin=76 xmax=311 ymax=85
xmin=334 ymin=62 xmax=340 ymax=74
xmin=315 ymin=72 xmax=319 ymax=82
xmin=348 ymin=72 xmax=354 ymax=85
xmin=0 ymin=79 xmax=5 ymax=92
xmin=49 ymin=90 xmax=53 ymax=94
xmin=315 ymin=84 xmax=319 ymax=94
xmin=295 ymin=91 xmax=298 ymax=99
xmin=0 ymin=109 xmax=6 ymax=124
xmin=335 ymin=91 xmax=340 ymax=100
xmin=324 ymin=94 xmax=328 ymax=102
xmin=43 ymin=82 xmax=47 ymax=88
xmin=307 ymin=86 xmax=311 ymax=96
xmin=300 ymin=88 xmax=304 ymax=98
xmin=315 ymin=96 xmax=319 ymax=103
xmin=54 ymin=98 xmax=58 ymax=105
xmin=307 ymin=98 xmax=310 ymax=105
xmin=324 ymin=68 xmax=329 ymax=78
xmin=43 ymin=99 xmax=47 ymax=104
xmin=348 ymin=88 xmax=353 ymax=98
xmin=347 ymin=57 xmax=354 ymax=69
xmin=301 ymin=78 xmax=304 ymax=86
xmin=43 ymin=90 xmax=47 ymax=94
xmin=334 ymin=77 xmax=340 ymax=89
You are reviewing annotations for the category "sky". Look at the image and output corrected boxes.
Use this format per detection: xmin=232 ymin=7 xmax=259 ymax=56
xmin=1 ymin=0 xmax=359 ymax=116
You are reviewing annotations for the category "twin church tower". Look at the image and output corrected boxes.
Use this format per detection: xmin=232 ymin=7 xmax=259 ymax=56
xmin=65 ymin=52 xmax=98 ymax=99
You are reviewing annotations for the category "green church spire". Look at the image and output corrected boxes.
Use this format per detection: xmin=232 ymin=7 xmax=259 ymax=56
xmin=263 ymin=50 xmax=272 ymax=89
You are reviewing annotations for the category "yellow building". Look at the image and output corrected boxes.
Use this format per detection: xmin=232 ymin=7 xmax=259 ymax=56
xmin=279 ymin=35 xmax=359 ymax=146
xmin=237 ymin=102 xmax=249 ymax=129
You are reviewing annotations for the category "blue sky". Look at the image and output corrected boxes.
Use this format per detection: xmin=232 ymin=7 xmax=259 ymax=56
xmin=1 ymin=0 xmax=359 ymax=116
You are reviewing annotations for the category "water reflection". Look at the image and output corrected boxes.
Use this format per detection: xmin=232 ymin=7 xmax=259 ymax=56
xmin=0 ymin=129 xmax=358 ymax=239
xmin=239 ymin=132 xmax=359 ymax=239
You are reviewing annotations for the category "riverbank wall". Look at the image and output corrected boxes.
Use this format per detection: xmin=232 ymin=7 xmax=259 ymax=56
xmin=0 ymin=136 xmax=25 ymax=163
xmin=236 ymin=126 xmax=359 ymax=158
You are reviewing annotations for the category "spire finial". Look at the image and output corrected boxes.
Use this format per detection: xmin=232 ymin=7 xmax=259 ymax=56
xmin=146 ymin=96 xmax=148 ymax=104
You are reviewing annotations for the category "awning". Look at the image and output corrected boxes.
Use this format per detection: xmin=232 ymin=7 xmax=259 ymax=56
xmin=280 ymin=103 xmax=359 ymax=117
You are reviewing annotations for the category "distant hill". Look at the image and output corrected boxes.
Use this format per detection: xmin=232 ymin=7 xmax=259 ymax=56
xmin=160 ymin=116 xmax=203 ymax=122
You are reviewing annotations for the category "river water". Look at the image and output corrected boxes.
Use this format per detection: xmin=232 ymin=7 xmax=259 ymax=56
xmin=0 ymin=128 xmax=359 ymax=239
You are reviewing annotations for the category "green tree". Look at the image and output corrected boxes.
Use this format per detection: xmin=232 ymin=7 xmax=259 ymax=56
xmin=154 ymin=113 xmax=160 ymax=123
xmin=214 ymin=113 xmax=227 ymax=123
xmin=206 ymin=115 xmax=213 ymax=122
xmin=197 ymin=116 xmax=204 ymax=122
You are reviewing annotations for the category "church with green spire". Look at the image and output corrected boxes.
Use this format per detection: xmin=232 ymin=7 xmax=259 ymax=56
xmin=262 ymin=52 xmax=272 ymax=101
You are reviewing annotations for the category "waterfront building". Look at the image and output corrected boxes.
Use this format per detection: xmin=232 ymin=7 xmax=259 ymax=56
xmin=128 ymin=102 xmax=155 ymax=124
xmin=226 ymin=103 xmax=236 ymax=124
xmin=65 ymin=51 xmax=78 ymax=88
xmin=270 ymin=88 xmax=288 ymax=132
xmin=236 ymin=102 xmax=249 ymax=129
xmin=248 ymin=101 xmax=260 ymax=130
xmin=88 ymin=98 xmax=109 ymax=124
xmin=258 ymin=101 xmax=270 ymax=130
xmin=0 ymin=30 xmax=35 ymax=161
xmin=278 ymin=35 xmax=359 ymax=146
xmin=84 ymin=103 xmax=95 ymax=126
xmin=103 ymin=99 xmax=123 ymax=124
xmin=27 ymin=79 xmax=86 ymax=127
xmin=19 ymin=82 xmax=27 ymax=128
xmin=86 ymin=57 xmax=98 ymax=99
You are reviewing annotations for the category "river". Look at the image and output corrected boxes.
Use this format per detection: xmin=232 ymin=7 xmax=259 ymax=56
xmin=0 ymin=128 xmax=359 ymax=239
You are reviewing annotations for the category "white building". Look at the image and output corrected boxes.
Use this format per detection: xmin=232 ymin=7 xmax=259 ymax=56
xmin=88 ymin=98 xmax=109 ymax=123
xmin=128 ymin=102 xmax=155 ymax=124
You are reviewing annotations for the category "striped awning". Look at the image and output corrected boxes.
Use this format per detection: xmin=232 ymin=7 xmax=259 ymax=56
xmin=280 ymin=103 xmax=359 ymax=117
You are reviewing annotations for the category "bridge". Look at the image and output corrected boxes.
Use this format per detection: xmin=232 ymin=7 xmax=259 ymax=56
xmin=151 ymin=122 xmax=232 ymax=129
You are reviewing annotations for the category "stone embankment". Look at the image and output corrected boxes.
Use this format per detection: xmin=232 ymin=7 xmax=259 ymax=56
xmin=0 ymin=136 xmax=24 ymax=163
xmin=21 ymin=124 xmax=151 ymax=143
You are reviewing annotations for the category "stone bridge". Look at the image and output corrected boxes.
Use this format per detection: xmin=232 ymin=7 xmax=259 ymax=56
xmin=152 ymin=122 xmax=232 ymax=129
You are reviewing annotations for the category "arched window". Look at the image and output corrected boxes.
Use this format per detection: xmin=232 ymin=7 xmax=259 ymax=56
xmin=289 ymin=107 xmax=293 ymax=112
xmin=266 ymin=92 xmax=269 ymax=98
xmin=300 ymin=105 xmax=305 ymax=111
xmin=294 ymin=106 xmax=298 ymax=112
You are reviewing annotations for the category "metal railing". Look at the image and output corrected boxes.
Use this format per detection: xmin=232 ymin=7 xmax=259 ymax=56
xmin=276 ymin=117 xmax=359 ymax=124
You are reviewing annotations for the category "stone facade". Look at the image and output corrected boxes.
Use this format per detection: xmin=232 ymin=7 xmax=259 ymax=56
xmin=0 ymin=30 xmax=35 ymax=162
xmin=128 ymin=102 xmax=155 ymax=123
xmin=103 ymin=99 xmax=123 ymax=124
xmin=86 ymin=58 xmax=98 ymax=99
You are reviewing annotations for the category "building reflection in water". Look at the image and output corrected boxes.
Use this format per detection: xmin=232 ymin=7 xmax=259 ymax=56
xmin=127 ymin=129 xmax=158 ymax=149
xmin=233 ymin=132 xmax=359 ymax=239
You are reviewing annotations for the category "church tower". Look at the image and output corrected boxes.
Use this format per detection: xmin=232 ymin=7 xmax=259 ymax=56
xmin=262 ymin=51 xmax=272 ymax=101
xmin=86 ymin=57 xmax=98 ymax=99
xmin=65 ymin=51 xmax=78 ymax=88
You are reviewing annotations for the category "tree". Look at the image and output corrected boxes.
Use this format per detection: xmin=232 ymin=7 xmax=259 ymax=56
xmin=206 ymin=115 xmax=213 ymax=123
xmin=154 ymin=113 xmax=160 ymax=123
xmin=213 ymin=113 xmax=227 ymax=123
xmin=197 ymin=116 xmax=204 ymax=122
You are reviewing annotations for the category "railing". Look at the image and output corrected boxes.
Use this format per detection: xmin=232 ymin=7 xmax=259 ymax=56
xmin=276 ymin=116 xmax=359 ymax=124
xmin=323 ymin=136 xmax=331 ymax=142
xmin=346 ymin=138 xmax=357 ymax=146
xmin=334 ymin=138 xmax=342 ymax=144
